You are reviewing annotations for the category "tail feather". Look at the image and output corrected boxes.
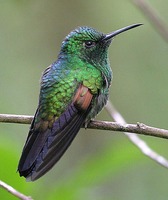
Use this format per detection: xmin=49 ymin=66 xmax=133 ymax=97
xmin=18 ymin=124 xmax=51 ymax=176
xmin=30 ymin=112 xmax=86 ymax=181
xmin=18 ymin=103 xmax=90 ymax=181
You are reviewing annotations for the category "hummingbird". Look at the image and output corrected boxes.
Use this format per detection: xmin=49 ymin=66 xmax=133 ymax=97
xmin=18 ymin=23 xmax=142 ymax=181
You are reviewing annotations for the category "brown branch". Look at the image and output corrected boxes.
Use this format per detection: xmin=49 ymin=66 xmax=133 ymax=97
xmin=89 ymin=120 xmax=168 ymax=140
xmin=105 ymin=101 xmax=168 ymax=168
xmin=0 ymin=113 xmax=168 ymax=140
xmin=0 ymin=180 xmax=33 ymax=200
xmin=1 ymin=111 xmax=168 ymax=168
xmin=0 ymin=114 xmax=32 ymax=124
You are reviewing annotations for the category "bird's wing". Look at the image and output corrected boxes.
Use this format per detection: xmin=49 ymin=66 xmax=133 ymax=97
xmin=18 ymin=84 xmax=93 ymax=181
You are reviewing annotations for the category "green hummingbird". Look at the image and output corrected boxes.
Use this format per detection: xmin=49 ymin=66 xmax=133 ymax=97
xmin=18 ymin=24 xmax=142 ymax=181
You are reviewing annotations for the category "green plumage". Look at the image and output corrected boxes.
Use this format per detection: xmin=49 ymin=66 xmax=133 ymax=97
xmin=37 ymin=27 xmax=112 ymax=126
xmin=18 ymin=24 xmax=142 ymax=181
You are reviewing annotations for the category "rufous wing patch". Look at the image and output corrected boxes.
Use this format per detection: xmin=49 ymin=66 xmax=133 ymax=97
xmin=73 ymin=84 xmax=93 ymax=111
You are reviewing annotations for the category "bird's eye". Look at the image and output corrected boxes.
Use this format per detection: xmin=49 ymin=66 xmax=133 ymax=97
xmin=84 ymin=40 xmax=96 ymax=48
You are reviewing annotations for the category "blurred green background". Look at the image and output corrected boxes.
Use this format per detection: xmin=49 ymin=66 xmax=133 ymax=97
xmin=1 ymin=0 xmax=168 ymax=199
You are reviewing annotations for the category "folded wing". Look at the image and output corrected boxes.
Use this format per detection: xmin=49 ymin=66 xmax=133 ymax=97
xmin=18 ymin=84 xmax=93 ymax=181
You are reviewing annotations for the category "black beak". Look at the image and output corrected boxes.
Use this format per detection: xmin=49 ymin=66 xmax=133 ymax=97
xmin=103 ymin=23 xmax=143 ymax=41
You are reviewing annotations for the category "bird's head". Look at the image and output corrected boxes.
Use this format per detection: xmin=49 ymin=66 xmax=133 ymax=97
xmin=59 ymin=24 xmax=142 ymax=66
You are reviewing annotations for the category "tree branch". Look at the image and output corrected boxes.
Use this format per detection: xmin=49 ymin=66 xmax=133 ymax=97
xmin=105 ymin=101 xmax=168 ymax=168
xmin=89 ymin=120 xmax=168 ymax=140
xmin=0 ymin=114 xmax=32 ymax=124
xmin=0 ymin=113 xmax=168 ymax=139
xmin=0 ymin=180 xmax=33 ymax=200
xmin=1 ymin=109 xmax=168 ymax=169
